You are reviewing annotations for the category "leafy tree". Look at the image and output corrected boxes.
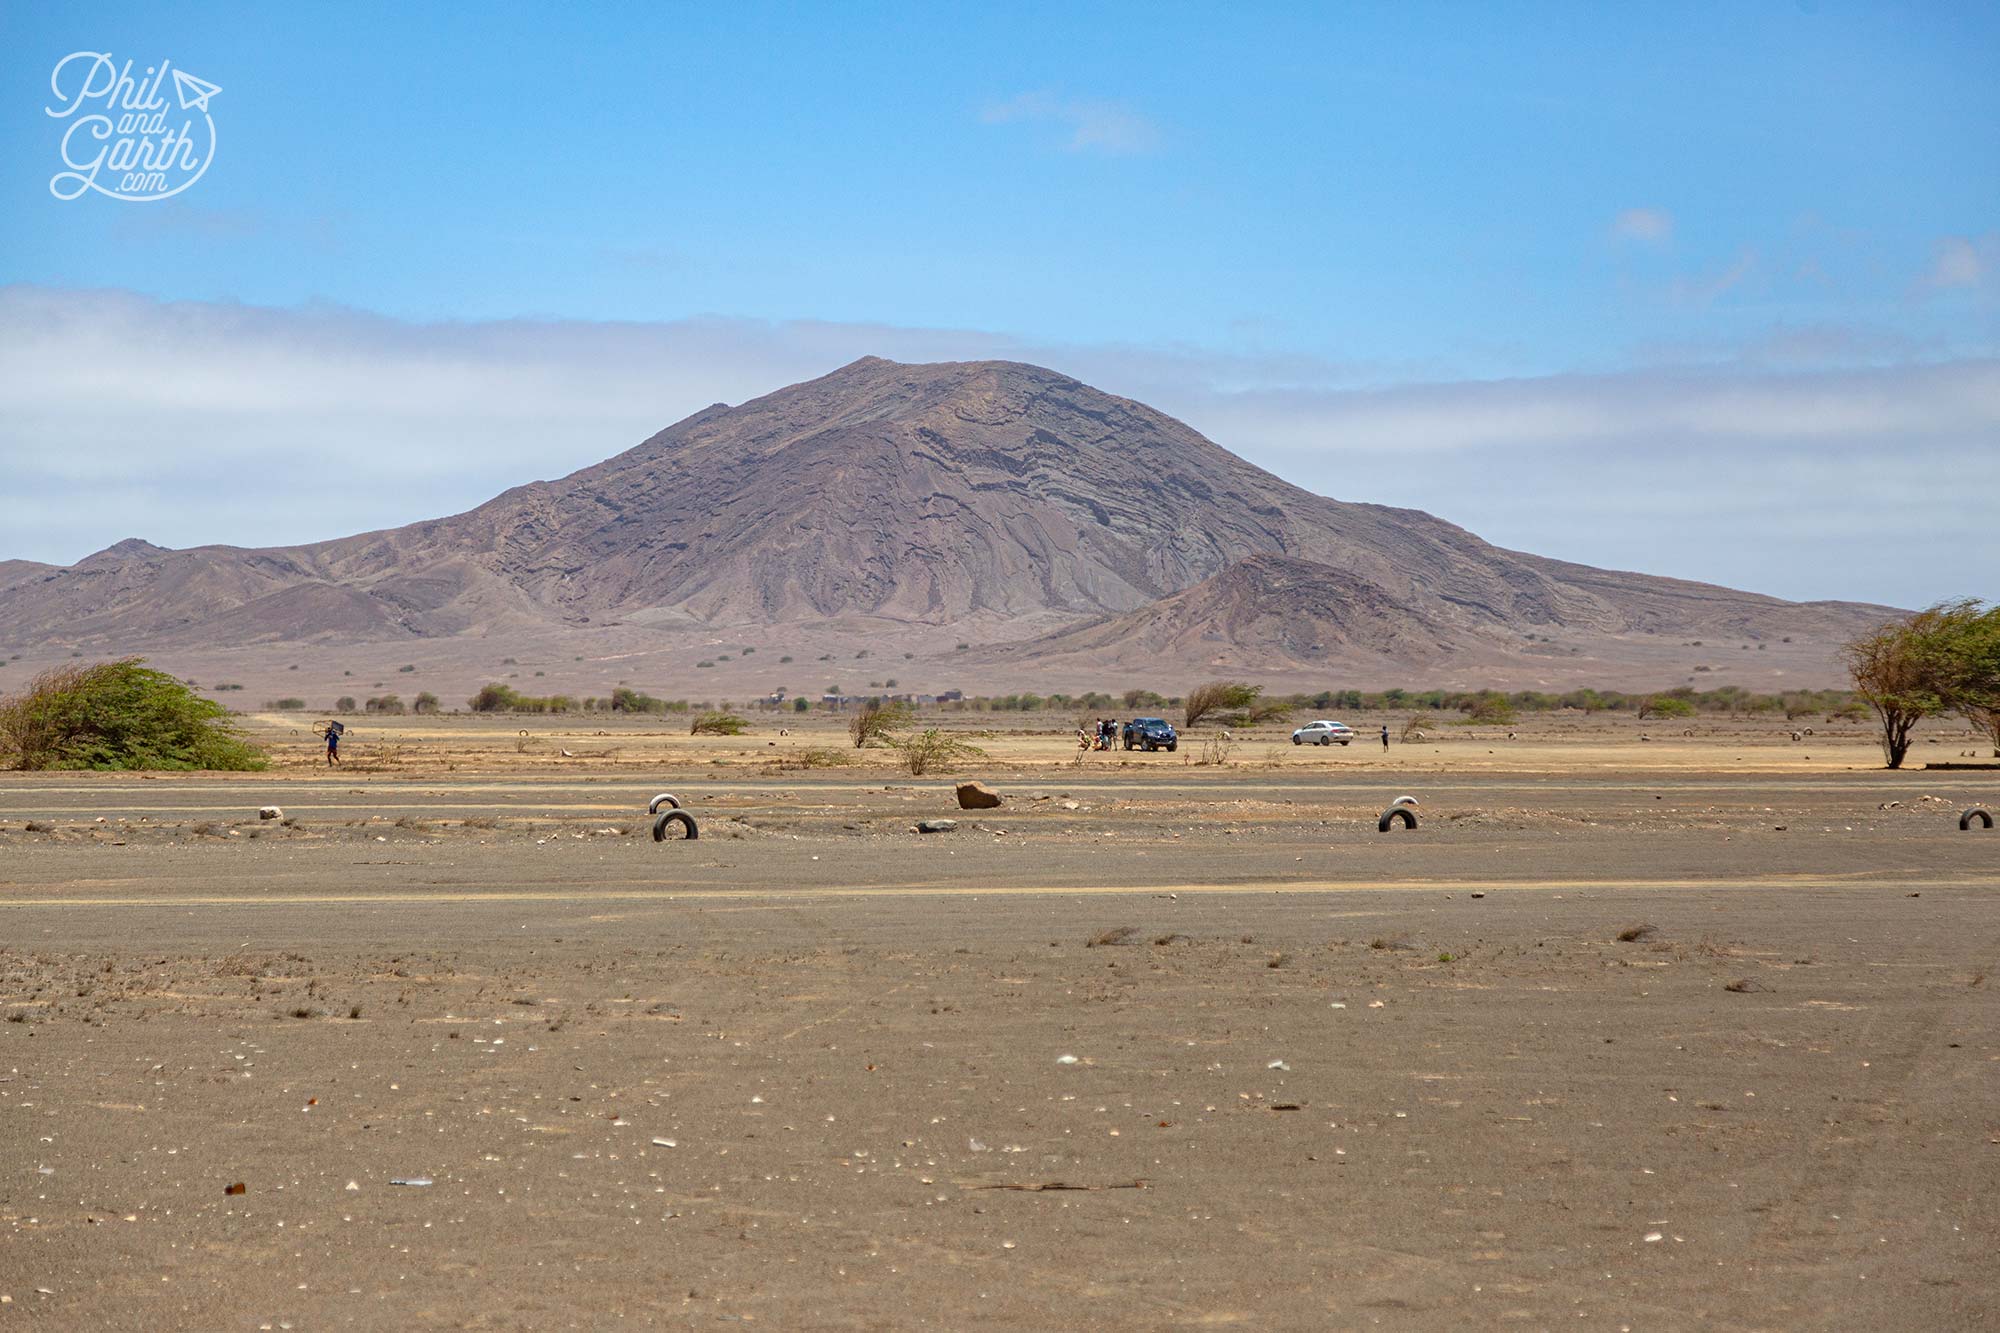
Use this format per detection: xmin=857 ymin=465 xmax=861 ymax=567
xmin=1637 ymin=696 xmax=1696 ymax=720
xmin=468 ymin=683 xmax=516 ymax=712
xmin=334 ymin=695 xmax=358 ymax=713
xmin=412 ymin=691 xmax=441 ymax=714
xmin=1182 ymin=680 xmax=1262 ymax=729
xmin=690 ymin=711 xmax=749 ymax=736
xmin=1842 ymin=601 xmax=1991 ymax=768
xmin=1932 ymin=601 xmax=2000 ymax=755
xmin=0 ymin=659 xmax=264 ymax=771
xmin=1461 ymin=692 xmax=1517 ymax=725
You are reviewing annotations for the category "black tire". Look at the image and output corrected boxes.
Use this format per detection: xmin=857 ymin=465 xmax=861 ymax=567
xmin=1340 ymin=739 xmax=1351 ymax=746
xmin=1963 ymin=808 xmax=1994 ymax=830
xmin=1318 ymin=736 xmax=1331 ymax=746
xmin=1377 ymin=807 xmax=1417 ymax=832
xmin=647 ymin=792 xmax=681 ymax=815
xmin=1165 ymin=741 xmax=1176 ymax=752
xmin=652 ymin=809 xmax=699 ymax=841
xmin=1292 ymin=736 xmax=1303 ymax=746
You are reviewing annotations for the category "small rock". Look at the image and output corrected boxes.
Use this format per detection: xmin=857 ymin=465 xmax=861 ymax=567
xmin=258 ymin=807 xmax=283 ymax=821
xmin=955 ymin=781 xmax=1003 ymax=810
xmin=916 ymin=819 xmax=958 ymax=834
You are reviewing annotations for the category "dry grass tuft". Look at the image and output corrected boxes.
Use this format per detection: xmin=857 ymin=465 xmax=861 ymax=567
xmin=1086 ymin=925 xmax=1140 ymax=948
xmin=1616 ymin=923 xmax=1658 ymax=943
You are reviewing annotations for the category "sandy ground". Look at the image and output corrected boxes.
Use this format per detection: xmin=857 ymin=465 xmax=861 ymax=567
xmin=2 ymin=715 xmax=1996 ymax=1329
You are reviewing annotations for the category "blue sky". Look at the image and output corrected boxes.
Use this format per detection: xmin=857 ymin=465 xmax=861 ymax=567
xmin=0 ymin=2 xmax=1995 ymax=605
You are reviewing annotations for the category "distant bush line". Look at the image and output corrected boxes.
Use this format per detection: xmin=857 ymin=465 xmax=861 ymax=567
xmin=408 ymin=682 xmax=1865 ymax=720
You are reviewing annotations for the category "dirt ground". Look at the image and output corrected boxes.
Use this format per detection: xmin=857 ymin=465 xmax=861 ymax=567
xmin=2 ymin=713 xmax=1996 ymax=1329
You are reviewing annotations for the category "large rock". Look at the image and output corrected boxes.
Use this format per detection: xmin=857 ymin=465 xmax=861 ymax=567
xmin=955 ymin=781 xmax=1003 ymax=810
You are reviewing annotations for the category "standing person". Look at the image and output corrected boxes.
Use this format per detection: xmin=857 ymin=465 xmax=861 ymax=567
xmin=324 ymin=720 xmax=343 ymax=767
xmin=1381 ymin=724 xmax=1390 ymax=751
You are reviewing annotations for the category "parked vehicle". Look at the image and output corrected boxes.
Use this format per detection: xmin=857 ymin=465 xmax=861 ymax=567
xmin=1291 ymin=719 xmax=1355 ymax=746
xmin=1121 ymin=717 xmax=1179 ymax=752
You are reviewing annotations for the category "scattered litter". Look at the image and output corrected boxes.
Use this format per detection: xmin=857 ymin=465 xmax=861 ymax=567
xmin=223 ymin=1182 xmax=245 ymax=1196
xmin=344 ymin=1181 xmax=358 ymax=1191
xmin=258 ymin=806 xmax=283 ymax=821
xmin=389 ymin=1177 xmax=433 ymax=1187
xmin=1644 ymin=1231 xmax=1663 ymax=1243
xmin=1267 ymin=1060 xmax=1290 ymax=1071
xmin=1056 ymin=1055 xmax=1080 ymax=1065
xmin=652 ymin=1138 xmax=678 ymax=1148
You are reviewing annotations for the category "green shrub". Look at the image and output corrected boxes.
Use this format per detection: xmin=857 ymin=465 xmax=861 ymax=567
xmin=690 ymin=711 xmax=749 ymax=736
xmin=0 ymin=660 xmax=264 ymax=771
xmin=1460 ymin=693 xmax=1517 ymax=725
xmin=850 ymin=699 xmax=915 ymax=748
xmin=610 ymin=686 xmax=669 ymax=713
xmin=896 ymin=728 xmax=985 ymax=776
xmin=266 ymin=698 xmax=307 ymax=711
xmin=468 ymin=683 xmax=574 ymax=713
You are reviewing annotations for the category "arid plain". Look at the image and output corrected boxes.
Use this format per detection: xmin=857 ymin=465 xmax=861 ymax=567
xmin=3 ymin=711 xmax=1996 ymax=1330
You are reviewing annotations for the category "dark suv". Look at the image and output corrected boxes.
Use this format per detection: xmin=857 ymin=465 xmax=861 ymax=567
xmin=1121 ymin=717 xmax=1178 ymax=752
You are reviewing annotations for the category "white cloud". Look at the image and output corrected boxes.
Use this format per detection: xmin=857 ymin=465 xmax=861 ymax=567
xmin=1920 ymin=232 xmax=1997 ymax=292
xmin=1610 ymin=207 xmax=1674 ymax=244
xmin=1 ymin=285 xmax=1991 ymax=608
xmin=980 ymin=91 xmax=1161 ymax=155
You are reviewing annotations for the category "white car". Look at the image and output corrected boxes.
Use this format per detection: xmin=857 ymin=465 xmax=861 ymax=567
xmin=1292 ymin=719 xmax=1355 ymax=746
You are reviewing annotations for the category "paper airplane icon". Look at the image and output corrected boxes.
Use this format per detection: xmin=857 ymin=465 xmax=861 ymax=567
xmin=171 ymin=68 xmax=221 ymax=112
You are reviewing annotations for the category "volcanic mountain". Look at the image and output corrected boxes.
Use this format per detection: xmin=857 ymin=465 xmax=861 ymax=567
xmin=0 ymin=356 xmax=1889 ymax=688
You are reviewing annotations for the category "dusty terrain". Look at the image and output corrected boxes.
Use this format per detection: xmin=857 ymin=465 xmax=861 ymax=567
xmin=2 ymin=713 xmax=1996 ymax=1329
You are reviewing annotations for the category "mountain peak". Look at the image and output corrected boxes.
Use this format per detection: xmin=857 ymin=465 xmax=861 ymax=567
xmin=0 ymin=360 xmax=1890 ymax=686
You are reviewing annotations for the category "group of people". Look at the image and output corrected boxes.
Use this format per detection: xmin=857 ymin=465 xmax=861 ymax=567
xmin=1079 ymin=718 xmax=1122 ymax=751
